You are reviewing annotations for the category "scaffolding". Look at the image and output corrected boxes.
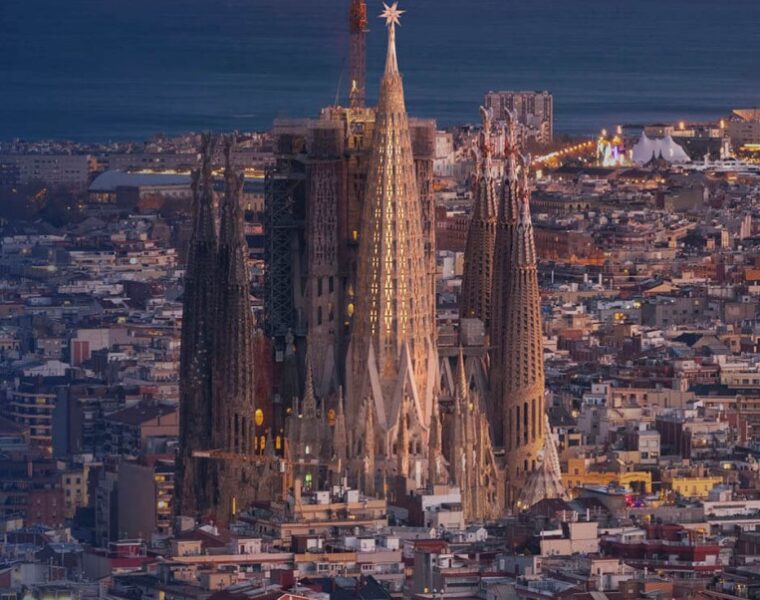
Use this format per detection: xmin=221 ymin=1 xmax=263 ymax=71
xmin=263 ymin=159 xmax=305 ymax=342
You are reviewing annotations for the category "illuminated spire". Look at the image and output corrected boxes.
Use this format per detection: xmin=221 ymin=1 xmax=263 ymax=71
xmin=347 ymin=0 xmax=438 ymax=493
xmin=380 ymin=2 xmax=404 ymax=74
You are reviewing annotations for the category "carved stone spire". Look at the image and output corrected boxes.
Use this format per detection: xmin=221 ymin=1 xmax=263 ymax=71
xmin=177 ymin=134 xmax=218 ymax=517
xmin=456 ymin=345 xmax=468 ymax=402
xmin=346 ymin=2 xmax=437 ymax=496
xmin=212 ymin=136 xmax=259 ymax=521
xmin=333 ymin=387 xmax=348 ymax=467
xmin=428 ymin=396 xmax=442 ymax=487
xmin=302 ymin=355 xmax=317 ymax=421
xmin=489 ymin=112 xmax=521 ymax=447
xmin=460 ymin=107 xmax=498 ymax=326
xmin=397 ymin=398 xmax=410 ymax=477
xmin=490 ymin=114 xmax=546 ymax=506
xmin=451 ymin=373 xmax=465 ymax=490
xmin=362 ymin=397 xmax=376 ymax=496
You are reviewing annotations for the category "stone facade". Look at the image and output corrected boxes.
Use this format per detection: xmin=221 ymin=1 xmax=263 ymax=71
xmin=176 ymin=137 xmax=267 ymax=523
xmin=460 ymin=107 xmax=498 ymax=328
xmin=490 ymin=115 xmax=547 ymax=506
xmin=344 ymin=15 xmax=438 ymax=498
xmin=176 ymin=135 xmax=218 ymax=517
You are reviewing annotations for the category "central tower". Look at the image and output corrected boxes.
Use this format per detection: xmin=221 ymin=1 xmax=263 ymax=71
xmin=346 ymin=2 xmax=438 ymax=495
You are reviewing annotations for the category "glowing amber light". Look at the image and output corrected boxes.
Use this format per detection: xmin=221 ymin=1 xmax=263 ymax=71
xmin=254 ymin=408 xmax=264 ymax=427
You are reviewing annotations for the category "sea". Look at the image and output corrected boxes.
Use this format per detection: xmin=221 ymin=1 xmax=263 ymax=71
xmin=1 ymin=0 xmax=759 ymax=142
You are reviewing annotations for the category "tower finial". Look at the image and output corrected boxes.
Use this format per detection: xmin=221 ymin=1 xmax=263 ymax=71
xmin=479 ymin=106 xmax=492 ymax=159
xmin=380 ymin=2 xmax=404 ymax=74
xmin=380 ymin=2 xmax=404 ymax=28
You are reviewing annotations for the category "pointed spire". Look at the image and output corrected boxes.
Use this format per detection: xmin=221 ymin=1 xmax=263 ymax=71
xmin=333 ymin=386 xmax=348 ymax=465
xmin=264 ymin=428 xmax=275 ymax=457
xmin=191 ymin=133 xmax=217 ymax=245
xmin=363 ymin=397 xmax=376 ymax=496
xmin=456 ymin=346 xmax=468 ymax=401
xmin=380 ymin=2 xmax=404 ymax=74
xmin=499 ymin=109 xmax=521 ymax=226
xmin=364 ymin=396 xmax=375 ymax=458
xmin=337 ymin=386 xmax=345 ymax=416
xmin=348 ymin=0 xmax=435 ymax=433
xmin=398 ymin=397 xmax=410 ymax=477
xmin=428 ymin=397 xmax=442 ymax=487
xmin=177 ymin=132 xmax=218 ymax=517
xmin=514 ymin=150 xmax=537 ymax=267
xmin=473 ymin=106 xmax=497 ymax=220
xmin=460 ymin=108 xmax=499 ymax=325
xmin=302 ymin=354 xmax=317 ymax=420
xmin=211 ymin=131 xmax=257 ymax=468
xmin=490 ymin=108 xmax=546 ymax=506
xmin=347 ymin=0 xmax=437 ymax=501
xmin=219 ymin=135 xmax=248 ymax=284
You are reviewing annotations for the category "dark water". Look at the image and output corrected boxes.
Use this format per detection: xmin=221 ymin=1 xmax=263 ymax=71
xmin=1 ymin=0 xmax=759 ymax=141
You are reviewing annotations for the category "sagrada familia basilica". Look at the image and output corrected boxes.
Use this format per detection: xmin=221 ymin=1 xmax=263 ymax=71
xmin=175 ymin=2 xmax=566 ymax=525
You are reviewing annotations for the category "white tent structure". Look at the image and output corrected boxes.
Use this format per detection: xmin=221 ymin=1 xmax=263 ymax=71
xmin=632 ymin=132 xmax=691 ymax=166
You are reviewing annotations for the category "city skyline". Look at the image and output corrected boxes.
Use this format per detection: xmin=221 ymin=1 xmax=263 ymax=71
xmin=4 ymin=1 xmax=760 ymax=599
xmin=2 ymin=0 xmax=759 ymax=140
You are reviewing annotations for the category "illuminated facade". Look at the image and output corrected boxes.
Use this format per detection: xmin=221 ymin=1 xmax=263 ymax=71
xmin=345 ymin=4 xmax=438 ymax=497
xmin=562 ymin=457 xmax=653 ymax=494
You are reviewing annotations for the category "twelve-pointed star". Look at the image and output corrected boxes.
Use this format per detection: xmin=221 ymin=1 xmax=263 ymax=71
xmin=380 ymin=2 xmax=405 ymax=28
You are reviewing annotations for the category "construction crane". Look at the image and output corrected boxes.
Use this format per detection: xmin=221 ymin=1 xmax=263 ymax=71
xmin=348 ymin=0 xmax=368 ymax=108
